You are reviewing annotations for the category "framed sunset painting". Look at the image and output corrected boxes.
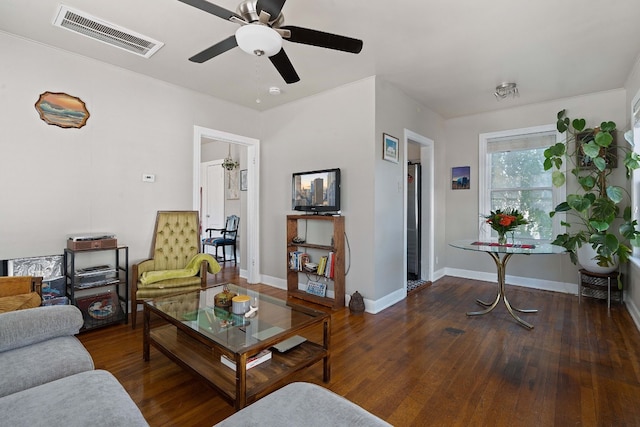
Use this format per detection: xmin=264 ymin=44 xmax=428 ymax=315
xmin=35 ymin=91 xmax=90 ymax=129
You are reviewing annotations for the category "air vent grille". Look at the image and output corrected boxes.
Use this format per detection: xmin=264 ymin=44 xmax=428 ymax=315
xmin=53 ymin=5 xmax=164 ymax=58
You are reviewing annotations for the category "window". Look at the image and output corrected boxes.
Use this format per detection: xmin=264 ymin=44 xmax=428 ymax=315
xmin=631 ymin=92 xmax=640 ymax=258
xmin=479 ymin=125 xmax=564 ymax=242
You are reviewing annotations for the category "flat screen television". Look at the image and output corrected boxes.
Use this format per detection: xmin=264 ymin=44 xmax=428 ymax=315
xmin=292 ymin=168 xmax=341 ymax=213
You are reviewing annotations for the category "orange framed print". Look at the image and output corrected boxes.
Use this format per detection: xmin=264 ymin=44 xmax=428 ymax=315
xmin=35 ymin=91 xmax=90 ymax=129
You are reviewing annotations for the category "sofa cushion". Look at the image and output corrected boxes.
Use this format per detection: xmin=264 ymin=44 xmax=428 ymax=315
xmin=0 ymin=369 xmax=149 ymax=427
xmin=0 ymin=336 xmax=94 ymax=398
xmin=214 ymin=382 xmax=392 ymax=427
xmin=0 ymin=305 xmax=83 ymax=352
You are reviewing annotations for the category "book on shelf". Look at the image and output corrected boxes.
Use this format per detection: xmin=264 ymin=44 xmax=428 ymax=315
xmin=325 ymin=252 xmax=335 ymax=279
xmin=317 ymin=256 xmax=327 ymax=276
xmin=306 ymin=280 xmax=327 ymax=297
xmin=289 ymin=251 xmax=311 ymax=271
xmin=220 ymin=349 xmax=272 ymax=371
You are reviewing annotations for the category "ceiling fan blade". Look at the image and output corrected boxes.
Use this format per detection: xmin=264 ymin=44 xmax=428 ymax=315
xmin=269 ymin=49 xmax=300 ymax=84
xmin=189 ymin=35 xmax=238 ymax=63
xmin=178 ymin=0 xmax=243 ymax=22
xmin=255 ymin=0 xmax=287 ymax=20
xmin=281 ymin=26 xmax=363 ymax=54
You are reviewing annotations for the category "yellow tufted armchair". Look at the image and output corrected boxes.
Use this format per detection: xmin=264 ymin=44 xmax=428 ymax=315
xmin=131 ymin=211 xmax=219 ymax=328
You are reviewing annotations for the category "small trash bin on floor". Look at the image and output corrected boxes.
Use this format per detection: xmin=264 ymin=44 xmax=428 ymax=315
xmin=578 ymin=269 xmax=622 ymax=316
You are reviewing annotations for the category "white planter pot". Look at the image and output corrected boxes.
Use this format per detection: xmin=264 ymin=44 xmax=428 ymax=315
xmin=577 ymin=244 xmax=618 ymax=274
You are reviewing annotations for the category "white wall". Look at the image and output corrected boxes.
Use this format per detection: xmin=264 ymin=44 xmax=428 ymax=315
xmin=258 ymin=77 xmax=376 ymax=302
xmin=0 ymin=32 xmax=259 ymax=266
xmin=259 ymin=76 xmax=448 ymax=309
xmin=373 ymin=78 xmax=447 ymax=303
xmin=444 ymin=89 xmax=627 ymax=285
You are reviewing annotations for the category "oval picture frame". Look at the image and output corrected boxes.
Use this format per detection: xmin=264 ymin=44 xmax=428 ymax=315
xmin=35 ymin=91 xmax=90 ymax=129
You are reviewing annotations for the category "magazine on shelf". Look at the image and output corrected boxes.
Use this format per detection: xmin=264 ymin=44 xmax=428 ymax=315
xmin=220 ymin=350 xmax=272 ymax=371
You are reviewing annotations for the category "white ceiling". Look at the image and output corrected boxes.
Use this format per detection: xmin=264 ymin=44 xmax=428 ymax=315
xmin=2 ymin=0 xmax=640 ymax=118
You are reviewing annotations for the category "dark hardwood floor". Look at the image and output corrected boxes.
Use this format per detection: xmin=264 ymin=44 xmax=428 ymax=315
xmin=79 ymin=269 xmax=640 ymax=426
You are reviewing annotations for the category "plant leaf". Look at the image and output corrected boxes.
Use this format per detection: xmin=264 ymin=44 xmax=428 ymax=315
xmin=582 ymin=141 xmax=601 ymax=158
xmin=552 ymin=170 xmax=565 ymax=187
xmin=600 ymin=121 xmax=616 ymax=132
xmin=595 ymin=131 xmax=613 ymax=147
xmin=553 ymin=201 xmax=571 ymax=212
xmin=590 ymin=220 xmax=610 ymax=232
xmin=606 ymin=186 xmax=623 ymax=204
xmin=557 ymin=118 xmax=568 ymax=133
xmin=567 ymin=194 xmax=592 ymax=213
xmin=593 ymin=156 xmax=607 ymax=171
xmin=573 ymin=118 xmax=586 ymax=131
xmin=577 ymin=175 xmax=595 ymax=191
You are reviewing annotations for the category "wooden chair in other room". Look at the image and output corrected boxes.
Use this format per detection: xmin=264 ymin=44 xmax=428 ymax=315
xmin=202 ymin=215 xmax=240 ymax=265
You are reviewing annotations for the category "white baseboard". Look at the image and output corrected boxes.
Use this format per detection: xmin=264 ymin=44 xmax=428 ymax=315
xmin=626 ymin=297 xmax=640 ymax=331
xmin=259 ymin=269 xmax=639 ymax=333
xmin=444 ymin=267 xmax=578 ymax=295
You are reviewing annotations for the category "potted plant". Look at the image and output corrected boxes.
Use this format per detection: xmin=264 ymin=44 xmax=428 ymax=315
xmin=543 ymin=109 xmax=640 ymax=273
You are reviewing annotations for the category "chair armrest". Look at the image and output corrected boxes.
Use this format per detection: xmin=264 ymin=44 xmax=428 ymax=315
xmin=132 ymin=259 xmax=156 ymax=278
xmin=205 ymin=227 xmax=226 ymax=237
xmin=0 ymin=277 xmax=41 ymax=298
xmin=32 ymin=277 xmax=43 ymax=297
xmin=0 ymin=305 xmax=84 ymax=352
xmin=199 ymin=259 xmax=208 ymax=286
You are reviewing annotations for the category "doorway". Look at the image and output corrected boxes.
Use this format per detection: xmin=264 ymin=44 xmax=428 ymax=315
xmin=403 ymin=129 xmax=434 ymax=293
xmin=192 ymin=126 xmax=260 ymax=284
xmin=200 ymin=159 xmax=226 ymax=256
xmin=407 ymin=161 xmax=421 ymax=281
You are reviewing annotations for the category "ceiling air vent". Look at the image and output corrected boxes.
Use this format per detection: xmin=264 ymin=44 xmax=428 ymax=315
xmin=52 ymin=5 xmax=164 ymax=58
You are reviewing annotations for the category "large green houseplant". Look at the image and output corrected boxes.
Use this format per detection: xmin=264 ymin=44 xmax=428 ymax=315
xmin=543 ymin=109 xmax=640 ymax=270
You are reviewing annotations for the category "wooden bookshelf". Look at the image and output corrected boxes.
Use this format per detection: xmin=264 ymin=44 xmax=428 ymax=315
xmin=286 ymin=215 xmax=345 ymax=309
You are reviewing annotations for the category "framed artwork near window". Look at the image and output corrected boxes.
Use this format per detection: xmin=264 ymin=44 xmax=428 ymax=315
xmin=451 ymin=166 xmax=470 ymax=190
xmin=383 ymin=133 xmax=399 ymax=163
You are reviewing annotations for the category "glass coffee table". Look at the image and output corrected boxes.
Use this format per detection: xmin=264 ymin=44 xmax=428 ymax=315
xmin=143 ymin=284 xmax=331 ymax=409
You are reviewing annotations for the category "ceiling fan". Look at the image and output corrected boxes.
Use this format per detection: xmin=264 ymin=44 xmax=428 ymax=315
xmin=178 ymin=0 xmax=364 ymax=84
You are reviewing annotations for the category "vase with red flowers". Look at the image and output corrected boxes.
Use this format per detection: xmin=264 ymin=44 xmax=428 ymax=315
xmin=484 ymin=208 xmax=529 ymax=245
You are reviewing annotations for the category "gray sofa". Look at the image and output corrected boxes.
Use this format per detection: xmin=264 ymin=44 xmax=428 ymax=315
xmin=214 ymin=382 xmax=392 ymax=426
xmin=0 ymin=305 xmax=148 ymax=426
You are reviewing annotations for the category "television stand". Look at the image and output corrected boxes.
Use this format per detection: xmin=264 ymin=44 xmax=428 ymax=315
xmin=286 ymin=215 xmax=345 ymax=309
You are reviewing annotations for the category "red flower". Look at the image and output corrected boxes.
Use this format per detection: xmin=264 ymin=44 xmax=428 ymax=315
xmin=499 ymin=214 xmax=516 ymax=227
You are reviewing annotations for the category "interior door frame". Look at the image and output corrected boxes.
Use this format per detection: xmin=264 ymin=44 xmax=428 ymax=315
xmin=403 ymin=129 xmax=434 ymax=289
xmin=192 ymin=126 xmax=260 ymax=283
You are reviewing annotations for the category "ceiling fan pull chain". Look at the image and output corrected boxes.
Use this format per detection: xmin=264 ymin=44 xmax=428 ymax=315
xmin=255 ymin=57 xmax=262 ymax=104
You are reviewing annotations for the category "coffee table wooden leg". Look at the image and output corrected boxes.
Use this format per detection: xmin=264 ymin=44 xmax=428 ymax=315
xmin=236 ymin=354 xmax=248 ymax=410
xmin=323 ymin=316 xmax=331 ymax=382
xmin=143 ymin=305 xmax=150 ymax=361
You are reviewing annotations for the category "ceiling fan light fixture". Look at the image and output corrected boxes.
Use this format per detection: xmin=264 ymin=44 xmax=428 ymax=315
xmin=235 ymin=24 xmax=282 ymax=57
xmin=494 ymin=82 xmax=519 ymax=100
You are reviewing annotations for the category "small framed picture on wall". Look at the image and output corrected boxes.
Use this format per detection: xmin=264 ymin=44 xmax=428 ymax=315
xmin=451 ymin=166 xmax=470 ymax=190
xmin=383 ymin=133 xmax=399 ymax=163
xmin=240 ymin=169 xmax=247 ymax=191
